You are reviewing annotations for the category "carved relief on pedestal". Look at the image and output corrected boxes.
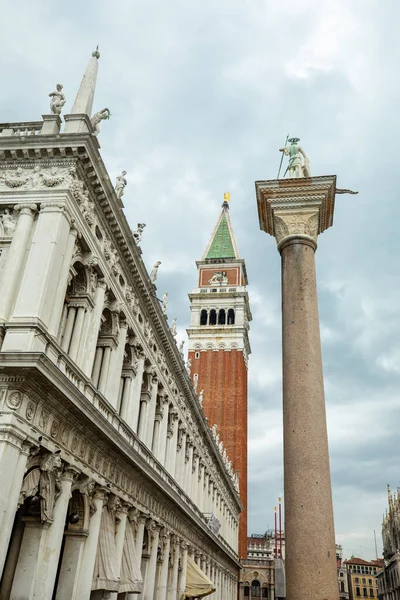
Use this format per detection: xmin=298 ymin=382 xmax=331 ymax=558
xmin=0 ymin=208 xmax=17 ymax=237
xmin=273 ymin=210 xmax=319 ymax=243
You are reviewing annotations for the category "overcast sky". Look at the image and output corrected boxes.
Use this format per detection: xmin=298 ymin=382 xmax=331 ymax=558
xmin=2 ymin=0 xmax=400 ymax=560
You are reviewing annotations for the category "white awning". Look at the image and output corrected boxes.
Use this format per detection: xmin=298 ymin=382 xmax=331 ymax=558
xmin=184 ymin=556 xmax=216 ymax=599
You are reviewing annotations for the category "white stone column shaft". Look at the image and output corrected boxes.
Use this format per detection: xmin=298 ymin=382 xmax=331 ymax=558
xmin=177 ymin=544 xmax=188 ymax=600
xmin=165 ymin=414 xmax=179 ymax=476
xmin=169 ymin=538 xmax=180 ymax=599
xmin=61 ymin=306 xmax=76 ymax=352
xmin=127 ymin=354 xmax=145 ymax=433
xmin=31 ymin=467 xmax=80 ymax=599
xmin=144 ymin=377 xmax=158 ymax=449
xmin=48 ymin=226 xmax=78 ymax=336
xmin=109 ymin=506 xmax=129 ymax=600
xmin=119 ymin=375 xmax=132 ymax=419
xmin=74 ymin=488 xmax=108 ymax=599
xmin=137 ymin=399 xmax=148 ymax=443
xmin=68 ymin=306 xmax=86 ymax=361
xmin=98 ymin=345 xmax=112 ymax=395
xmin=105 ymin=321 xmax=128 ymax=408
xmin=176 ymin=431 xmax=187 ymax=487
xmin=0 ymin=435 xmax=31 ymax=579
xmin=151 ymin=415 xmax=161 ymax=455
xmin=156 ymin=532 xmax=170 ymax=600
xmin=0 ymin=204 xmax=37 ymax=323
xmin=143 ymin=526 xmax=160 ymax=600
xmin=8 ymin=203 xmax=71 ymax=329
xmin=156 ymin=399 xmax=169 ymax=465
xmin=82 ymin=281 xmax=107 ymax=377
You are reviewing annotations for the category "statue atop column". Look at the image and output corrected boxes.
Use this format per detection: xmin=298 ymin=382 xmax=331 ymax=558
xmin=279 ymin=137 xmax=311 ymax=178
xmin=49 ymin=84 xmax=66 ymax=115
xmin=114 ymin=171 xmax=127 ymax=199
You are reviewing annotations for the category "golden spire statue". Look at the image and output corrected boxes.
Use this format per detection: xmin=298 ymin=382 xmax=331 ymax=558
xmin=223 ymin=192 xmax=230 ymax=203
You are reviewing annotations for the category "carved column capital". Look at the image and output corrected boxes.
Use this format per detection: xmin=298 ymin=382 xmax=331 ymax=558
xmin=61 ymin=464 xmax=81 ymax=482
xmin=255 ymin=175 xmax=338 ymax=252
xmin=14 ymin=203 xmax=38 ymax=216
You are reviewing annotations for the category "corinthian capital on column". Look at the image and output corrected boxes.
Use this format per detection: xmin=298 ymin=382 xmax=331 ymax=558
xmin=255 ymin=175 xmax=337 ymax=252
xmin=14 ymin=203 xmax=38 ymax=217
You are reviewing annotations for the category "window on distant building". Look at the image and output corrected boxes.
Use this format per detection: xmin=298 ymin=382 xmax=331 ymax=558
xmin=251 ymin=581 xmax=261 ymax=598
xmin=209 ymin=309 xmax=217 ymax=325
xmin=363 ymin=588 xmax=368 ymax=597
xmin=262 ymin=589 xmax=268 ymax=598
xmin=362 ymin=579 xmax=366 ymax=584
xmin=244 ymin=586 xmax=249 ymax=597
xmin=355 ymin=578 xmax=360 ymax=584
xmin=368 ymin=579 xmax=372 ymax=585
xmin=369 ymin=590 xmax=374 ymax=598
xmin=356 ymin=587 xmax=361 ymax=597
xmin=340 ymin=582 xmax=345 ymax=593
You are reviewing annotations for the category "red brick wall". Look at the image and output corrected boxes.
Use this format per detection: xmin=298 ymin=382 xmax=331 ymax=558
xmin=189 ymin=348 xmax=248 ymax=559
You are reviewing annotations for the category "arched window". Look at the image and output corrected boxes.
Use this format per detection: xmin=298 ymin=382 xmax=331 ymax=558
xmin=262 ymin=588 xmax=268 ymax=598
xmin=91 ymin=308 xmax=114 ymax=393
xmin=227 ymin=308 xmax=235 ymax=325
xmin=244 ymin=586 xmax=250 ymax=597
xmin=200 ymin=309 xmax=208 ymax=325
xmin=209 ymin=309 xmax=217 ymax=325
xmin=251 ymin=580 xmax=261 ymax=598
xmin=218 ymin=309 xmax=226 ymax=325
xmin=340 ymin=582 xmax=345 ymax=593
xmin=59 ymin=262 xmax=88 ymax=360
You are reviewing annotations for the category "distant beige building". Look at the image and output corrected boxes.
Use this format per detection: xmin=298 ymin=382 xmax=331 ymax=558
xmin=345 ymin=557 xmax=383 ymax=599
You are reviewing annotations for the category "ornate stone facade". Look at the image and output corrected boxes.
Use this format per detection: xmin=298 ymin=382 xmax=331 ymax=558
xmin=0 ymin=53 xmax=240 ymax=599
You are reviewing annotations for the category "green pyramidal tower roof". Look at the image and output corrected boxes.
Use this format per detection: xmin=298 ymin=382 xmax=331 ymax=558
xmin=203 ymin=201 xmax=240 ymax=260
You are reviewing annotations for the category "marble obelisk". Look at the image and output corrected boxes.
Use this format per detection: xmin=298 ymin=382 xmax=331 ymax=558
xmin=255 ymin=171 xmax=340 ymax=600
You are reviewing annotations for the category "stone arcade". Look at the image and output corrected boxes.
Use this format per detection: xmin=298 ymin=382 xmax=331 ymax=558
xmin=0 ymin=51 xmax=240 ymax=599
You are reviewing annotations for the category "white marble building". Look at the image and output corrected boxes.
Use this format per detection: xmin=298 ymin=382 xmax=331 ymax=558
xmin=0 ymin=50 xmax=241 ymax=599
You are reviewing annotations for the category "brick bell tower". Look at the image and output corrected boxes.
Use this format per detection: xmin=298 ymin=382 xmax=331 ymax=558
xmin=187 ymin=196 xmax=252 ymax=559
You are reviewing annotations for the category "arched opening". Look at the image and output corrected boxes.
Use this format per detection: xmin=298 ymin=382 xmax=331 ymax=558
xmin=118 ymin=342 xmax=134 ymax=416
xmin=251 ymin=580 xmax=261 ymax=598
xmin=227 ymin=308 xmax=235 ymax=325
xmin=200 ymin=309 xmax=208 ymax=325
xmin=91 ymin=308 xmax=114 ymax=394
xmin=209 ymin=309 xmax=217 ymax=326
xmin=59 ymin=262 xmax=89 ymax=361
xmin=218 ymin=309 xmax=226 ymax=325
xmin=137 ymin=370 xmax=152 ymax=439
xmin=262 ymin=587 xmax=269 ymax=598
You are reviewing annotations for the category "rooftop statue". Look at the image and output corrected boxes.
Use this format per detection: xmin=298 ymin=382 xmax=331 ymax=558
xmin=169 ymin=317 xmax=177 ymax=337
xmin=162 ymin=292 xmax=168 ymax=314
xmin=132 ymin=222 xmax=146 ymax=245
xmin=91 ymin=107 xmax=110 ymax=136
xmin=114 ymin=171 xmax=127 ymax=199
xmin=178 ymin=340 xmax=185 ymax=359
xmin=150 ymin=261 xmax=161 ymax=284
xmin=279 ymin=137 xmax=311 ymax=178
xmin=49 ymin=84 xmax=66 ymax=115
